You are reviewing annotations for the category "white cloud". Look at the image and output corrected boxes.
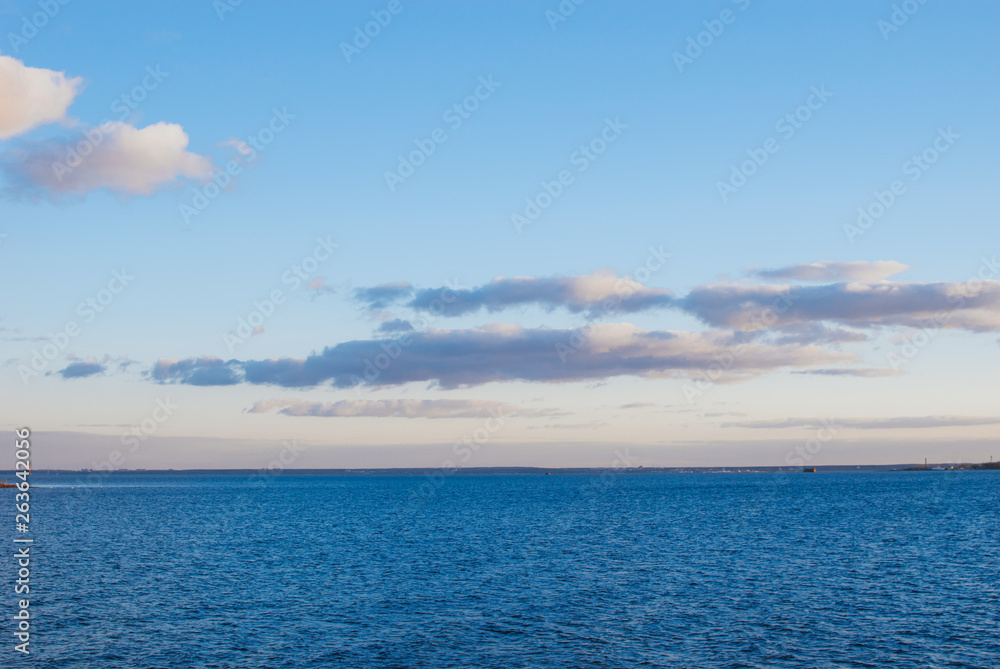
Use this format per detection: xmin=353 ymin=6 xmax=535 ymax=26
xmin=0 ymin=55 xmax=82 ymax=139
xmin=4 ymin=121 xmax=214 ymax=196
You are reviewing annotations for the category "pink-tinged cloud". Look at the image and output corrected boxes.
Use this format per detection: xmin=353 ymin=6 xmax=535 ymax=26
xmin=679 ymin=280 xmax=1000 ymax=332
xmin=3 ymin=121 xmax=213 ymax=197
xmin=151 ymin=323 xmax=851 ymax=389
xmin=0 ymin=56 xmax=81 ymax=139
xmin=355 ymin=268 xmax=1000 ymax=334
xmin=360 ymin=270 xmax=675 ymax=316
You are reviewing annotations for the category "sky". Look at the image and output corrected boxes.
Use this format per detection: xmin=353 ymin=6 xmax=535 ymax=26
xmin=1 ymin=0 xmax=999 ymax=470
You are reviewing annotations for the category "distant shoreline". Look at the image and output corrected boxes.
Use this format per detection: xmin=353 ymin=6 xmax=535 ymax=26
xmin=5 ymin=463 xmax=999 ymax=476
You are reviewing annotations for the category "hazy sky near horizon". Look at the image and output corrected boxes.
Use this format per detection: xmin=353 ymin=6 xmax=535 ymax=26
xmin=2 ymin=0 xmax=999 ymax=469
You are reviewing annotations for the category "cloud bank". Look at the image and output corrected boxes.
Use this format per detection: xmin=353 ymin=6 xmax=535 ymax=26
xmin=354 ymin=270 xmax=1000 ymax=334
xmin=94 ymin=262 xmax=1000 ymax=394
xmin=153 ymin=323 xmax=849 ymax=389
xmin=679 ymin=280 xmax=1000 ymax=332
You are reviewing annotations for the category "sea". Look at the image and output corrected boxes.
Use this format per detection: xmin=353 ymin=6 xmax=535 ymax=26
xmin=2 ymin=470 xmax=997 ymax=668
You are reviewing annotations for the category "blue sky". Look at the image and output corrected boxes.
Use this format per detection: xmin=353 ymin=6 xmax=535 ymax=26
xmin=2 ymin=0 xmax=999 ymax=469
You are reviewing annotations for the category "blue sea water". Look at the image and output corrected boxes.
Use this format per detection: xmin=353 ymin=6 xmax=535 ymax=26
xmin=2 ymin=471 xmax=998 ymax=668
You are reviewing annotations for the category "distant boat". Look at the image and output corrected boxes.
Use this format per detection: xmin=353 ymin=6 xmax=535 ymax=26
xmin=0 ymin=480 xmax=16 ymax=488
xmin=802 ymin=467 xmax=816 ymax=473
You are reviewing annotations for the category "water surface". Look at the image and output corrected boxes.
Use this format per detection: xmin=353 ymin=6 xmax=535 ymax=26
xmin=4 ymin=471 xmax=998 ymax=668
